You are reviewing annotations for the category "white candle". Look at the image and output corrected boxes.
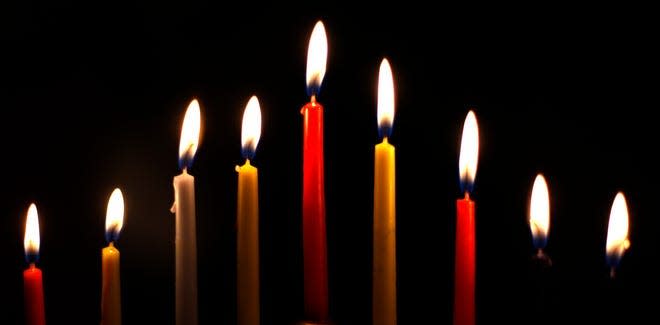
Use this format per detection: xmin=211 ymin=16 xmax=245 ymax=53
xmin=171 ymin=99 xmax=201 ymax=325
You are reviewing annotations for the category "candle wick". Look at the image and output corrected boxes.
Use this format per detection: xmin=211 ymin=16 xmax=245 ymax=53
xmin=29 ymin=262 xmax=36 ymax=269
xmin=311 ymin=95 xmax=317 ymax=104
xmin=464 ymin=192 xmax=470 ymax=200
xmin=610 ymin=267 xmax=616 ymax=279
xmin=109 ymin=241 xmax=115 ymax=248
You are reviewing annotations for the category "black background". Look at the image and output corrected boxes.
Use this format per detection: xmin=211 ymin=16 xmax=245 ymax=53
xmin=1 ymin=3 xmax=657 ymax=325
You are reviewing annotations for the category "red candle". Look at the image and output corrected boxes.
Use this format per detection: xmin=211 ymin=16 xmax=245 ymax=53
xmin=454 ymin=111 xmax=479 ymax=325
xmin=23 ymin=203 xmax=46 ymax=325
xmin=301 ymin=20 xmax=329 ymax=323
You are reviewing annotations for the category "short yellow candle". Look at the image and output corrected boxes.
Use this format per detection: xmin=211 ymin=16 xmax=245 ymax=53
xmin=373 ymin=58 xmax=397 ymax=325
xmin=235 ymin=95 xmax=262 ymax=325
xmin=101 ymin=188 xmax=125 ymax=325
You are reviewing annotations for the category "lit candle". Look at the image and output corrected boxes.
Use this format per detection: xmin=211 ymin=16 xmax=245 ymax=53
xmin=235 ymin=95 xmax=262 ymax=325
xmin=373 ymin=58 xmax=397 ymax=325
xmin=101 ymin=188 xmax=125 ymax=325
xmin=527 ymin=174 xmax=552 ymax=320
xmin=301 ymin=20 xmax=329 ymax=323
xmin=606 ymin=192 xmax=630 ymax=278
xmin=170 ymin=99 xmax=201 ymax=325
xmin=529 ymin=174 xmax=552 ymax=265
xmin=23 ymin=203 xmax=46 ymax=325
xmin=454 ymin=110 xmax=479 ymax=325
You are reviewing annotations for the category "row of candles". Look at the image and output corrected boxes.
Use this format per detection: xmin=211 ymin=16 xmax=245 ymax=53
xmin=19 ymin=20 xmax=631 ymax=325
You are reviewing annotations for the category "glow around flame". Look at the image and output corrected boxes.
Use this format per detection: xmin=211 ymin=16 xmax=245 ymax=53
xmin=306 ymin=20 xmax=327 ymax=96
xmin=606 ymin=192 xmax=630 ymax=265
xmin=105 ymin=188 xmax=124 ymax=243
xmin=24 ymin=203 xmax=40 ymax=259
xmin=377 ymin=58 xmax=395 ymax=138
xmin=529 ymin=174 xmax=550 ymax=249
xmin=178 ymin=99 xmax=201 ymax=170
xmin=458 ymin=110 xmax=479 ymax=193
xmin=241 ymin=95 xmax=262 ymax=159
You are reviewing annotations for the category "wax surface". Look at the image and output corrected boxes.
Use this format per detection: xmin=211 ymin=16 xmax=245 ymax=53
xmin=101 ymin=243 xmax=121 ymax=325
xmin=301 ymin=101 xmax=329 ymax=322
xmin=236 ymin=160 xmax=260 ymax=325
xmin=373 ymin=139 xmax=397 ymax=325
xmin=454 ymin=197 xmax=475 ymax=325
xmin=173 ymin=170 xmax=198 ymax=325
xmin=24 ymin=264 xmax=46 ymax=325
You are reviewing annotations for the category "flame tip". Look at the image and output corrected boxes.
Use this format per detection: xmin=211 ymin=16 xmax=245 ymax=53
xmin=306 ymin=20 xmax=328 ymax=93
xmin=377 ymin=57 xmax=395 ymax=137
xmin=241 ymin=95 xmax=262 ymax=156
xmin=458 ymin=111 xmax=479 ymax=188
xmin=178 ymin=99 xmax=202 ymax=168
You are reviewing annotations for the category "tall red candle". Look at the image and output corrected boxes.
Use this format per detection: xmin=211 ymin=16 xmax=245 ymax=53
xmin=301 ymin=20 xmax=329 ymax=323
xmin=454 ymin=111 xmax=479 ymax=325
xmin=23 ymin=203 xmax=46 ymax=325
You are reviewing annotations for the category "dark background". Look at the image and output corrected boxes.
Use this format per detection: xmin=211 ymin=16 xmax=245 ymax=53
xmin=1 ymin=3 xmax=657 ymax=325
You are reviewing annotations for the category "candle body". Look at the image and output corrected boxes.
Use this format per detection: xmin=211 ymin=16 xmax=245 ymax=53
xmin=101 ymin=243 xmax=121 ymax=325
xmin=301 ymin=102 xmax=329 ymax=322
xmin=236 ymin=160 xmax=260 ymax=325
xmin=454 ymin=196 xmax=475 ymax=325
xmin=24 ymin=264 xmax=46 ymax=325
xmin=373 ymin=138 xmax=396 ymax=325
xmin=173 ymin=170 xmax=198 ymax=325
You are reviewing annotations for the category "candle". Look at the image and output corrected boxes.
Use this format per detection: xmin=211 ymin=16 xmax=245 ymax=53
xmin=101 ymin=188 xmax=125 ymax=325
xmin=236 ymin=95 xmax=262 ymax=325
xmin=529 ymin=174 xmax=552 ymax=264
xmin=454 ymin=110 xmax=479 ymax=325
xmin=301 ymin=20 xmax=329 ymax=323
xmin=170 ymin=99 xmax=202 ymax=325
xmin=605 ymin=192 xmax=630 ymax=278
xmin=373 ymin=58 xmax=397 ymax=325
xmin=23 ymin=203 xmax=46 ymax=325
xmin=527 ymin=174 xmax=552 ymax=320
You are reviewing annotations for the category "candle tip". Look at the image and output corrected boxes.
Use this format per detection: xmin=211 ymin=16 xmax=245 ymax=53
xmin=533 ymin=249 xmax=553 ymax=267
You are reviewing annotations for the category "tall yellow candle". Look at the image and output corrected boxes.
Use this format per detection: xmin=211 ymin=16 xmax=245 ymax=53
xmin=101 ymin=188 xmax=125 ymax=325
xmin=235 ymin=95 xmax=262 ymax=325
xmin=373 ymin=58 xmax=397 ymax=325
xmin=171 ymin=99 xmax=201 ymax=325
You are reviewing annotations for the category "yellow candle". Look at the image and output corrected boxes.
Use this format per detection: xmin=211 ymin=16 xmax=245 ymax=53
xmin=236 ymin=95 xmax=261 ymax=325
xmin=373 ymin=58 xmax=397 ymax=325
xmin=171 ymin=99 xmax=201 ymax=325
xmin=101 ymin=188 xmax=125 ymax=325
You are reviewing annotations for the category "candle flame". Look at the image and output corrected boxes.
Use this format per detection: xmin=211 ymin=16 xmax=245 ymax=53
xmin=306 ymin=20 xmax=327 ymax=97
xmin=529 ymin=174 xmax=550 ymax=249
xmin=377 ymin=58 xmax=395 ymax=138
xmin=105 ymin=188 xmax=125 ymax=243
xmin=458 ymin=110 xmax=479 ymax=193
xmin=24 ymin=203 xmax=40 ymax=262
xmin=606 ymin=192 xmax=630 ymax=268
xmin=178 ymin=99 xmax=202 ymax=170
xmin=241 ymin=95 xmax=262 ymax=160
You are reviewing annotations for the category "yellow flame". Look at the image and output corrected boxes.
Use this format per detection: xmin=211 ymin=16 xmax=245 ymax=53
xmin=24 ymin=203 xmax=40 ymax=256
xmin=606 ymin=192 xmax=630 ymax=259
xmin=306 ymin=21 xmax=328 ymax=90
xmin=377 ymin=58 xmax=395 ymax=130
xmin=241 ymin=95 xmax=262 ymax=153
xmin=105 ymin=188 xmax=124 ymax=236
xmin=458 ymin=110 xmax=479 ymax=186
xmin=178 ymin=99 xmax=201 ymax=162
xmin=529 ymin=174 xmax=550 ymax=241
